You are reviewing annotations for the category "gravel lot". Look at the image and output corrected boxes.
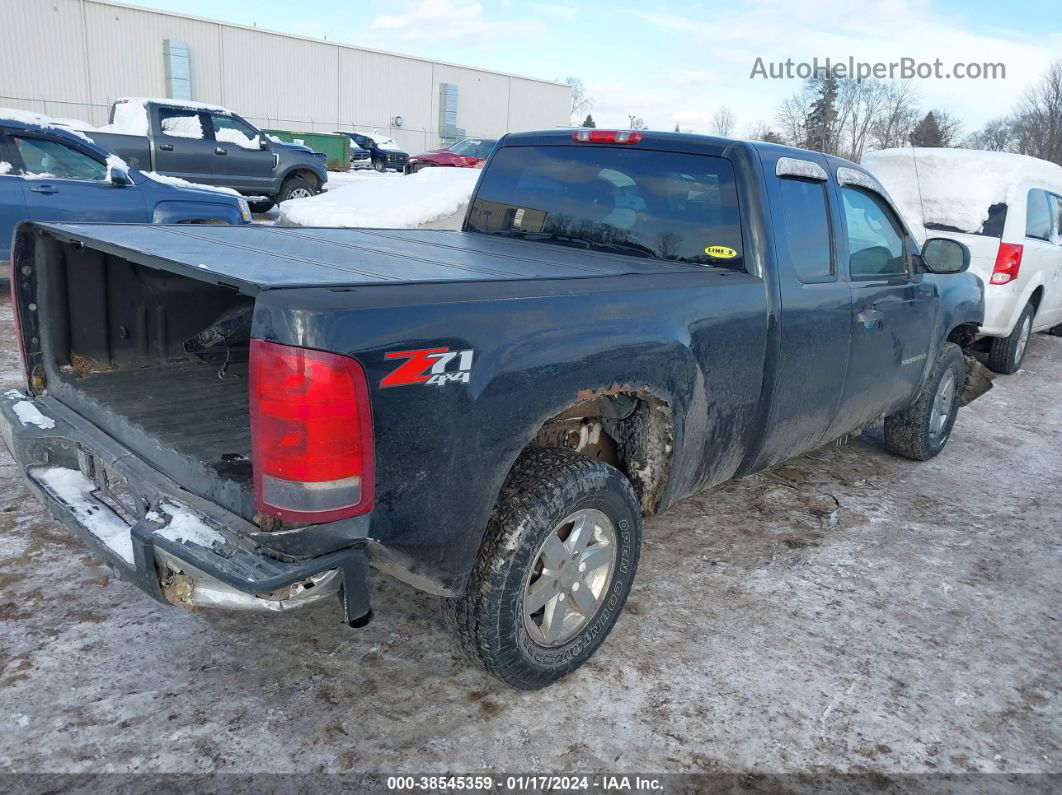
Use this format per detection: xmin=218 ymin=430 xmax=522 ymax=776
xmin=0 ymin=293 xmax=1058 ymax=781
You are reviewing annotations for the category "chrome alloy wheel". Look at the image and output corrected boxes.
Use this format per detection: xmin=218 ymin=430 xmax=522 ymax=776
xmin=929 ymin=368 xmax=957 ymax=443
xmin=522 ymin=508 xmax=617 ymax=647
xmin=286 ymin=187 xmax=313 ymax=200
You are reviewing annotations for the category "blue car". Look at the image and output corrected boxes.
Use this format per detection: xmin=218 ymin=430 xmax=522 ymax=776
xmin=1 ymin=113 xmax=251 ymax=262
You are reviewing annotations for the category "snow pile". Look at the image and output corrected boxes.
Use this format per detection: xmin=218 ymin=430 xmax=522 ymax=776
xmin=97 ymin=98 xmax=228 ymax=136
xmin=862 ymin=147 xmax=1062 ymax=238
xmin=143 ymin=171 xmax=241 ymax=196
xmin=35 ymin=467 xmax=134 ymax=564
xmin=12 ymin=400 xmax=55 ymax=429
xmin=0 ymin=162 xmax=10 ymax=175
xmin=0 ymin=106 xmax=95 ymax=142
xmin=153 ymin=502 xmax=226 ymax=549
xmin=373 ymin=136 xmax=403 ymax=152
xmin=215 ymin=127 xmax=259 ymax=149
xmin=279 ymin=167 xmax=479 ymax=228
xmin=160 ymin=114 xmax=203 ymax=139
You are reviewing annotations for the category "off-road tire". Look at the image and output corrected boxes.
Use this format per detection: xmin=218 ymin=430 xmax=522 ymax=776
xmin=248 ymin=198 xmax=275 ymax=213
xmin=988 ymin=302 xmax=1035 ymax=374
xmin=884 ymin=342 xmax=965 ymax=461
xmin=277 ymin=177 xmax=316 ymax=204
xmin=444 ymin=448 xmax=641 ymax=690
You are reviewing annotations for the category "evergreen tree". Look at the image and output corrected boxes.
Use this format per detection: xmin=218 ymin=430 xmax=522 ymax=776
xmin=581 ymin=114 xmax=596 ymax=128
xmin=909 ymin=111 xmax=945 ymax=147
xmin=805 ymin=72 xmax=839 ymax=153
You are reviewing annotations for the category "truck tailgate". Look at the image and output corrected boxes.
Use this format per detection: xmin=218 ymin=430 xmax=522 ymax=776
xmin=37 ymin=223 xmax=703 ymax=293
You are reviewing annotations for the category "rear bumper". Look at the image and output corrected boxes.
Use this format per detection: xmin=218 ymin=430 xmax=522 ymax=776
xmin=0 ymin=390 xmax=372 ymax=621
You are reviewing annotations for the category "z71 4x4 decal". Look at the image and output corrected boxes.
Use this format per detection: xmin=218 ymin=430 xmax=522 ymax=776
xmin=380 ymin=347 xmax=475 ymax=388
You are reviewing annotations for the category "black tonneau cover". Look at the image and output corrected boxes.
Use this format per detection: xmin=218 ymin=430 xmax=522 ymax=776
xmin=38 ymin=223 xmax=703 ymax=294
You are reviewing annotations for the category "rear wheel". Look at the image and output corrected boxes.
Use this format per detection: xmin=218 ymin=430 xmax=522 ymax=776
xmin=987 ymin=302 xmax=1034 ymax=374
xmin=445 ymin=448 xmax=641 ymax=690
xmin=884 ymin=342 xmax=965 ymax=461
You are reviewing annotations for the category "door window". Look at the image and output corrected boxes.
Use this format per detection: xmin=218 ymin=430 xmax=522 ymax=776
xmin=210 ymin=114 xmax=261 ymax=149
xmin=1026 ymin=189 xmax=1053 ymax=242
xmin=1048 ymin=193 xmax=1062 ymax=245
xmin=778 ymin=177 xmax=834 ymax=282
xmin=12 ymin=137 xmax=106 ymax=181
xmin=158 ymin=108 xmax=204 ymax=139
xmin=840 ymin=186 xmax=908 ymax=278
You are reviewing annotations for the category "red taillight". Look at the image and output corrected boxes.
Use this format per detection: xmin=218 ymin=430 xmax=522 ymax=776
xmin=572 ymin=129 xmax=644 ymax=144
xmin=249 ymin=339 xmax=374 ymax=524
xmin=990 ymin=243 xmax=1023 ymax=285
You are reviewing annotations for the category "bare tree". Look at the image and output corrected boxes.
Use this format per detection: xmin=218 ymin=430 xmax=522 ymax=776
xmin=868 ymin=81 xmax=921 ymax=151
xmin=744 ymin=120 xmax=784 ymax=143
xmin=627 ymin=114 xmax=647 ymax=130
xmin=565 ymin=76 xmax=592 ymax=124
xmin=1011 ymin=59 xmax=1062 ymax=164
xmin=775 ymin=90 xmax=814 ymax=147
xmin=712 ymin=106 xmax=736 ymax=137
xmin=965 ymin=117 xmax=1014 ymax=151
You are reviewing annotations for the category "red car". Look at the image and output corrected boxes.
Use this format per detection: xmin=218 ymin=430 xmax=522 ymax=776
xmin=404 ymin=137 xmax=497 ymax=174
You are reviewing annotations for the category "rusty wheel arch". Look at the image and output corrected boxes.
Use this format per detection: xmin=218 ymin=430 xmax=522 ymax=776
xmin=528 ymin=386 xmax=673 ymax=516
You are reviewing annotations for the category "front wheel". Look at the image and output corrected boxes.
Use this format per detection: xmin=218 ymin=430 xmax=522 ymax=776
xmin=248 ymin=198 xmax=275 ymax=213
xmin=445 ymin=448 xmax=641 ymax=690
xmin=884 ymin=342 xmax=965 ymax=461
xmin=988 ymin=302 xmax=1035 ymax=374
xmin=372 ymin=157 xmax=386 ymax=173
xmin=277 ymin=177 xmax=316 ymax=204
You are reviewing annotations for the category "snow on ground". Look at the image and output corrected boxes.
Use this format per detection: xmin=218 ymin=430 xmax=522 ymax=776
xmin=278 ymin=167 xmax=479 ymax=229
xmin=862 ymin=147 xmax=1062 ymax=238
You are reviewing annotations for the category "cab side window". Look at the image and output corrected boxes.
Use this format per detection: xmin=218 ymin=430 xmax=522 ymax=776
xmin=840 ymin=186 xmax=908 ymax=278
xmin=13 ymin=136 xmax=106 ymax=181
xmin=210 ymin=114 xmax=260 ymax=149
xmin=158 ymin=108 xmax=204 ymax=139
xmin=1026 ymin=189 xmax=1053 ymax=242
xmin=778 ymin=177 xmax=834 ymax=283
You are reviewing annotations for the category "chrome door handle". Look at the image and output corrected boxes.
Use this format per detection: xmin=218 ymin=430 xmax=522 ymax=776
xmin=159 ymin=143 xmax=174 ymax=151
xmin=857 ymin=307 xmax=883 ymax=329
xmin=28 ymin=184 xmax=57 ymax=194
xmin=215 ymin=147 xmax=227 ymax=155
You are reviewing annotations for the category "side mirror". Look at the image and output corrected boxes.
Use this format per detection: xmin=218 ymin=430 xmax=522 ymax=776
xmin=108 ymin=165 xmax=132 ymax=186
xmin=920 ymin=237 xmax=970 ymax=274
xmin=259 ymin=135 xmax=270 ymax=150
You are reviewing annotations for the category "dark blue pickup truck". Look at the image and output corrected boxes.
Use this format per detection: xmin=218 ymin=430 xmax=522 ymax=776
xmin=1 ymin=130 xmax=985 ymax=689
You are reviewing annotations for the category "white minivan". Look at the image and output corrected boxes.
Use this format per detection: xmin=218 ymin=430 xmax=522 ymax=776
xmin=863 ymin=148 xmax=1062 ymax=373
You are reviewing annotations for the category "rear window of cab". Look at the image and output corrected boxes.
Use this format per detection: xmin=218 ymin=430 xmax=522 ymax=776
xmin=465 ymin=145 xmax=745 ymax=270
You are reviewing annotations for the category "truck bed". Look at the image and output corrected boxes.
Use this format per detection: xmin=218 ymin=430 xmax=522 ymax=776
xmin=38 ymin=223 xmax=709 ymax=293
xmin=71 ymin=361 xmax=251 ymax=485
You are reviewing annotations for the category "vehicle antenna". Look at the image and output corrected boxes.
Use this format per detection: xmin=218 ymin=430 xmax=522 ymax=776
xmin=910 ymin=145 xmax=928 ymax=235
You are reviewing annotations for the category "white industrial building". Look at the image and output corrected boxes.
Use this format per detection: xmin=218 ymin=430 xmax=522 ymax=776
xmin=0 ymin=0 xmax=571 ymax=152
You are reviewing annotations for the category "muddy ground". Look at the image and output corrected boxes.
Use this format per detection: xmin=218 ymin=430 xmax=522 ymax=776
xmin=0 ymin=294 xmax=1058 ymax=780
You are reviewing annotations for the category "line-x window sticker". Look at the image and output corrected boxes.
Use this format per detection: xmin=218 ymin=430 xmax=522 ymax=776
xmin=380 ymin=347 xmax=475 ymax=388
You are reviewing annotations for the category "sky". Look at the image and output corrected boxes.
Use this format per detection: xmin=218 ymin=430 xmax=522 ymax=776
xmin=127 ymin=0 xmax=1062 ymax=136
